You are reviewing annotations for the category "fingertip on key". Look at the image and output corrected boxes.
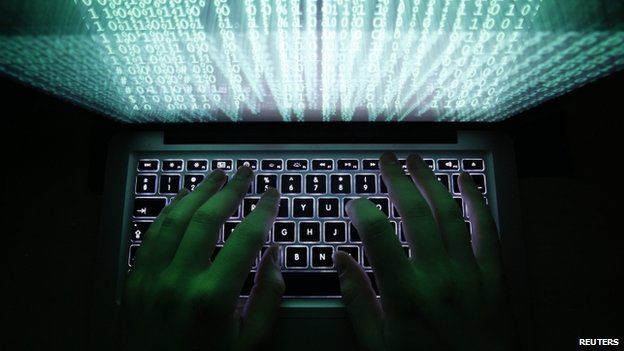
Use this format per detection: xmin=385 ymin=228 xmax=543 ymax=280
xmin=262 ymin=187 xmax=280 ymax=200
xmin=379 ymin=152 xmax=398 ymax=165
xmin=406 ymin=154 xmax=426 ymax=169
xmin=459 ymin=171 xmax=473 ymax=184
xmin=209 ymin=168 xmax=226 ymax=181
xmin=458 ymin=172 xmax=475 ymax=193
xmin=236 ymin=165 xmax=253 ymax=178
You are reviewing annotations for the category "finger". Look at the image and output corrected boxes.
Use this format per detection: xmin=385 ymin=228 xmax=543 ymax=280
xmin=134 ymin=188 xmax=190 ymax=269
xmin=172 ymin=166 xmax=254 ymax=269
xmin=333 ymin=251 xmax=384 ymax=351
xmin=239 ymin=245 xmax=285 ymax=350
xmin=147 ymin=170 xmax=227 ymax=271
xmin=459 ymin=172 xmax=502 ymax=273
xmin=207 ymin=188 xmax=279 ymax=299
xmin=346 ymin=198 xmax=412 ymax=300
xmin=407 ymin=154 xmax=477 ymax=265
xmin=379 ymin=152 xmax=444 ymax=264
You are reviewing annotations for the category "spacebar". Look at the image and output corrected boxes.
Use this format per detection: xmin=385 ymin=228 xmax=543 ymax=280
xmin=241 ymin=272 xmax=378 ymax=297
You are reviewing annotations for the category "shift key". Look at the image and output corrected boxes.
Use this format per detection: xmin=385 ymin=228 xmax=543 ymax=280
xmin=134 ymin=197 xmax=167 ymax=218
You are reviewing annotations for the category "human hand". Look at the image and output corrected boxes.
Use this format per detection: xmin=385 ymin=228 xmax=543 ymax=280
xmin=122 ymin=167 xmax=284 ymax=351
xmin=336 ymin=153 xmax=516 ymax=351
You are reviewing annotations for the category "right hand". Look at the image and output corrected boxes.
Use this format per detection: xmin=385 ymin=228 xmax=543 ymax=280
xmin=335 ymin=152 xmax=517 ymax=351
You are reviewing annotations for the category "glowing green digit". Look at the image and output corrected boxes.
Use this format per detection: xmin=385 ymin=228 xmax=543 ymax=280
xmin=0 ymin=0 xmax=622 ymax=122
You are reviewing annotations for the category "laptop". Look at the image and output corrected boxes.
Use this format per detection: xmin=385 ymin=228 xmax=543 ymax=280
xmin=0 ymin=1 xmax=622 ymax=350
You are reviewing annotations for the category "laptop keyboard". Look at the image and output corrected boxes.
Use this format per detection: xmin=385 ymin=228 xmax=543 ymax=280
xmin=128 ymin=155 xmax=488 ymax=296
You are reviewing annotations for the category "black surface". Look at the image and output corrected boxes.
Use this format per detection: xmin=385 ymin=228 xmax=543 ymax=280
xmin=3 ymin=70 xmax=624 ymax=350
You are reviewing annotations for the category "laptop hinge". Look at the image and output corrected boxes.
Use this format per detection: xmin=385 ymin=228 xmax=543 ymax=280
xmin=163 ymin=122 xmax=459 ymax=144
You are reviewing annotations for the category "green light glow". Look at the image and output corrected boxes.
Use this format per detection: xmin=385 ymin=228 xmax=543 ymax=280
xmin=0 ymin=0 xmax=622 ymax=122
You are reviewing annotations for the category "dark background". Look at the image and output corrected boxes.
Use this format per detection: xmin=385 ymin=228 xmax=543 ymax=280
xmin=3 ymin=70 xmax=622 ymax=350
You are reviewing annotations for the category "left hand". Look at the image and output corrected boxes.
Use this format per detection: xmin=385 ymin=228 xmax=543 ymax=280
xmin=121 ymin=166 xmax=284 ymax=351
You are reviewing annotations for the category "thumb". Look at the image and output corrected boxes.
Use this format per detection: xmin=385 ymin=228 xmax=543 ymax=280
xmin=334 ymin=251 xmax=385 ymax=351
xmin=239 ymin=245 xmax=284 ymax=351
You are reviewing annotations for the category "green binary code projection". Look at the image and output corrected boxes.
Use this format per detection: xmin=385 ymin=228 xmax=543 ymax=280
xmin=0 ymin=0 xmax=622 ymax=122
